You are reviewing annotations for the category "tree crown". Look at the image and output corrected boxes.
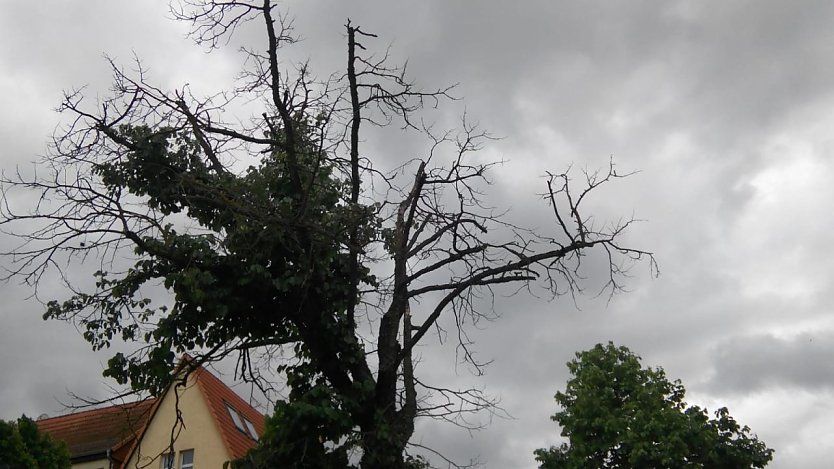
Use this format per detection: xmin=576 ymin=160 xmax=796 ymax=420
xmin=535 ymin=343 xmax=774 ymax=469
xmin=2 ymin=2 xmax=654 ymax=467
xmin=0 ymin=415 xmax=71 ymax=469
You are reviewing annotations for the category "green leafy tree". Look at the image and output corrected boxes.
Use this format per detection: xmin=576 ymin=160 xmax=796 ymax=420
xmin=1 ymin=2 xmax=654 ymax=468
xmin=0 ymin=415 xmax=71 ymax=469
xmin=535 ymin=343 xmax=774 ymax=468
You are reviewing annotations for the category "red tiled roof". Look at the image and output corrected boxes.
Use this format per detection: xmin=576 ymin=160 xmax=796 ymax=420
xmin=40 ymin=357 xmax=266 ymax=467
xmin=37 ymin=398 xmax=155 ymax=461
xmin=193 ymin=365 xmax=266 ymax=460
xmin=117 ymin=355 xmax=267 ymax=467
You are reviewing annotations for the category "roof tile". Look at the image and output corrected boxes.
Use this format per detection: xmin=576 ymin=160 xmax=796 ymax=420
xmin=193 ymin=366 xmax=266 ymax=460
xmin=38 ymin=357 xmax=266 ymax=467
xmin=37 ymin=399 xmax=155 ymax=460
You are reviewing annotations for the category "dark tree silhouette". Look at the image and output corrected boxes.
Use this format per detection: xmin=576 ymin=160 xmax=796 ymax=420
xmin=1 ymin=2 xmax=654 ymax=467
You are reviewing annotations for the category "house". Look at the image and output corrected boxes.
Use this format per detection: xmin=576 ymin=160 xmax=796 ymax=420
xmin=38 ymin=359 xmax=266 ymax=469
xmin=36 ymin=398 xmax=156 ymax=469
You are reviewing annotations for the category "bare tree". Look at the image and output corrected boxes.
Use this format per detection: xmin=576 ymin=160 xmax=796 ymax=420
xmin=0 ymin=1 xmax=655 ymax=468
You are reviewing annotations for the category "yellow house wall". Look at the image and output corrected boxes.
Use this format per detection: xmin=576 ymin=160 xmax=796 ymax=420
xmin=72 ymin=459 xmax=108 ymax=469
xmin=124 ymin=374 xmax=230 ymax=469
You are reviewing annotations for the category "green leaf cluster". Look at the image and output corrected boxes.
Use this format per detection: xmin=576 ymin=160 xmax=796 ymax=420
xmin=535 ymin=343 xmax=774 ymax=469
xmin=228 ymin=339 xmax=366 ymax=468
xmin=0 ymin=415 xmax=71 ymax=469
xmin=45 ymin=119 xmax=376 ymax=398
xmin=229 ymin=384 xmax=354 ymax=469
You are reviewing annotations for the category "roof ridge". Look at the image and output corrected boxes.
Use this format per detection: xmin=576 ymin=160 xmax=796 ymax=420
xmin=118 ymin=355 xmax=267 ymax=467
xmin=196 ymin=365 xmax=264 ymax=414
xmin=192 ymin=363 xmax=266 ymax=460
xmin=194 ymin=367 xmax=235 ymax=461
xmin=117 ymin=382 xmax=170 ymax=469
xmin=37 ymin=397 xmax=155 ymax=423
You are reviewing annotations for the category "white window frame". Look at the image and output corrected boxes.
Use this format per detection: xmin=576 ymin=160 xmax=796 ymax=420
xmin=180 ymin=449 xmax=195 ymax=469
xmin=243 ymin=417 xmax=258 ymax=439
xmin=226 ymin=403 xmax=247 ymax=434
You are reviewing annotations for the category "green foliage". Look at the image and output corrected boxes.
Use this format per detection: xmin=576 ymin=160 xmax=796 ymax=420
xmin=41 ymin=114 xmax=379 ymax=458
xmin=0 ymin=415 xmax=71 ymax=469
xmin=229 ymin=380 xmax=355 ymax=468
xmin=44 ymin=121 xmax=375 ymax=396
xmin=535 ymin=343 xmax=774 ymax=469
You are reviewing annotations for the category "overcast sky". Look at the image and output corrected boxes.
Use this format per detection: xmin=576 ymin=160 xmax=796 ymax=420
xmin=3 ymin=1 xmax=834 ymax=468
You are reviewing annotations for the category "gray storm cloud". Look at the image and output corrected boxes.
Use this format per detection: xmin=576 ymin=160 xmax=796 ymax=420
xmin=3 ymin=1 xmax=834 ymax=468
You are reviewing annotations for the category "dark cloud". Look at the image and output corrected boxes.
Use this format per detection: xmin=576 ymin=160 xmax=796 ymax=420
xmin=708 ymin=331 xmax=834 ymax=393
xmin=3 ymin=1 xmax=834 ymax=468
